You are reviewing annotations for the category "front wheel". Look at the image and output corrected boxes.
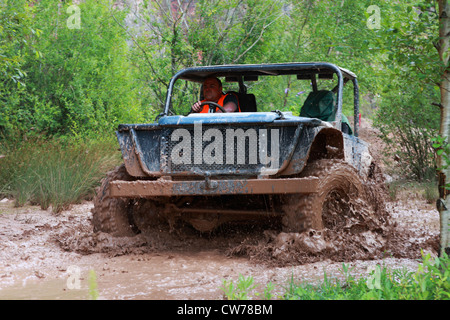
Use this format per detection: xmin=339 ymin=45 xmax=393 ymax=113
xmin=91 ymin=165 xmax=137 ymax=237
xmin=282 ymin=159 xmax=372 ymax=233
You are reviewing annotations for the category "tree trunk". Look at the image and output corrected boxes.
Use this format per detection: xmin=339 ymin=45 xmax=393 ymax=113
xmin=438 ymin=0 xmax=450 ymax=256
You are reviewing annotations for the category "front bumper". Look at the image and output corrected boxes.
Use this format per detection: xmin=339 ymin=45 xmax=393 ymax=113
xmin=110 ymin=176 xmax=319 ymax=197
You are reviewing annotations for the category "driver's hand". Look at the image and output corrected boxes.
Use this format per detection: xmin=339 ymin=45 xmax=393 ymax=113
xmin=191 ymin=101 xmax=202 ymax=113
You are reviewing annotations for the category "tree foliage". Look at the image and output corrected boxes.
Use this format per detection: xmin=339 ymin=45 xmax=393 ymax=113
xmin=0 ymin=0 xmax=445 ymax=182
xmin=0 ymin=0 xmax=148 ymax=140
xmin=369 ymin=1 xmax=442 ymax=180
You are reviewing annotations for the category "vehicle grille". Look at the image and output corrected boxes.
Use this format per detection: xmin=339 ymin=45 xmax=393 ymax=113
xmin=163 ymin=125 xmax=293 ymax=175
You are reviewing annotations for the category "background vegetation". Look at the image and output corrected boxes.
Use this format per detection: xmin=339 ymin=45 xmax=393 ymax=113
xmin=0 ymin=0 xmax=444 ymax=210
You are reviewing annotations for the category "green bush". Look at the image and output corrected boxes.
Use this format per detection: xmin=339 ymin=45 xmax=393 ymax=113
xmin=374 ymin=83 xmax=440 ymax=181
xmin=0 ymin=0 xmax=152 ymax=140
xmin=221 ymin=274 xmax=276 ymax=300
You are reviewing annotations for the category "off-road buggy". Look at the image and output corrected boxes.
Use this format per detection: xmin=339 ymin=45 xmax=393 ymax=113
xmin=92 ymin=62 xmax=377 ymax=236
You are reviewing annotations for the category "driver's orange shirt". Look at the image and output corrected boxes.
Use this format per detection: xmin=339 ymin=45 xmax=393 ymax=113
xmin=199 ymin=93 xmax=240 ymax=113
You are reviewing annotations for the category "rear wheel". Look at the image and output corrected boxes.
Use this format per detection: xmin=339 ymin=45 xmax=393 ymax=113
xmin=282 ymin=159 xmax=369 ymax=232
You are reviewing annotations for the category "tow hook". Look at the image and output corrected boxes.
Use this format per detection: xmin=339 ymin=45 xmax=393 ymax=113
xmin=203 ymin=173 xmax=218 ymax=190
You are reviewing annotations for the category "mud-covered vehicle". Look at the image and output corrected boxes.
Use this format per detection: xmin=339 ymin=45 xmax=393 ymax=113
xmin=92 ymin=62 xmax=379 ymax=236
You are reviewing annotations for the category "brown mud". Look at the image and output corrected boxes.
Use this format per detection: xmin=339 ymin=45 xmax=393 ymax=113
xmin=0 ymin=118 xmax=441 ymax=299
xmin=0 ymin=195 xmax=439 ymax=300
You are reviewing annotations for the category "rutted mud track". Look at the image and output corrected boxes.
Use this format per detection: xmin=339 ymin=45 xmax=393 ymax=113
xmin=0 ymin=193 xmax=440 ymax=299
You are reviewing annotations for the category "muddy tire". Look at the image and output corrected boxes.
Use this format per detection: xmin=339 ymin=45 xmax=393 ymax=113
xmin=91 ymin=165 xmax=137 ymax=237
xmin=282 ymin=159 xmax=370 ymax=233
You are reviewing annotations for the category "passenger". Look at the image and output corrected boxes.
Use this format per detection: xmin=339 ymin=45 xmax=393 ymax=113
xmin=191 ymin=77 xmax=240 ymax=113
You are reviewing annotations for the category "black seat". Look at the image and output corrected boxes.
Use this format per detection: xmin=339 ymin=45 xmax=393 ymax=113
xmin=238 ymin=93 xmax=257 ymax=112
xmin=227 ymin=91 xmax=257 ymax=112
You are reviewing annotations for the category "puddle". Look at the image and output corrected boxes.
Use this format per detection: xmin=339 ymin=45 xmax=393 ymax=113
xmin=0 ymin=197 xmax=440 ymax=300
xmin=0 ymin=277 xmax=89 ymax=300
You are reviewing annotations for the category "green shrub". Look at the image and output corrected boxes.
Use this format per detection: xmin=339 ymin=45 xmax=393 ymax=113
xmin=221 ymin=274 xmax=258 ymax=300
xmin=374 ymin=83 xmax=440 ymax=182
xmin=0 ymin=0 xmax=152 ymax=140
xmin=221 ymin=274 xmax=276 ymax=300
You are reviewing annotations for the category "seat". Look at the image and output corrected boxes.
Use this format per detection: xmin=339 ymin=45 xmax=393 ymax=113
xmin=300 ymin=90 xmax=336 ymax=121
xmin=228 ymin=91 xmax=257 ymax=112
xmin=300 ymin=90 xmax=353 ymax=135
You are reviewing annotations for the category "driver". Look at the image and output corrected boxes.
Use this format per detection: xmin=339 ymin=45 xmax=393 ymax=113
xmin=191 ymin=77 xmax=240 ymax=113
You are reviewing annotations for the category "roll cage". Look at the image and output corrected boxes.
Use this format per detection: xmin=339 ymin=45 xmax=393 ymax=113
xmin=162 ymin=62 xmax=360 ymax=137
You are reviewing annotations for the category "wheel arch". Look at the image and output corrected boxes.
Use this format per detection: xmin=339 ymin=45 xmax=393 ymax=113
xmin=307 ymin=127 xmax=345 ymax=163
xmin=279 ymin=126 xmax=345 ymax=176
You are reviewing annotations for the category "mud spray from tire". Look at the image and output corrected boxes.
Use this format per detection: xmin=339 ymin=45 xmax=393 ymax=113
xmin=56 ymin=158 xmax=439 ymax=268
xmin=227 ymin=159 xmax=437 ymax=267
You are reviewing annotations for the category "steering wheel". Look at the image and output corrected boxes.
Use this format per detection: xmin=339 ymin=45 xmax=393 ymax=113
xmin=199 ymin=101 xmax=226 ymax=113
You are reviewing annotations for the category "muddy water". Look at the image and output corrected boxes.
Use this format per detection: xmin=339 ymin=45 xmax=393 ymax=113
xmin=0 ymin=249 xmax=424 ymax=300
xmin=0 ymin=198 xmax=440 ymax=300
xmin=1 ymin=250 xmax=257 ymax=300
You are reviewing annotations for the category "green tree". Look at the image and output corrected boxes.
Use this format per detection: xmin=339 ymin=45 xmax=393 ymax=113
xmin=0 ymin=0 xmax=150 ymax=139
xmin=374 ymin=81 xmax=440 ymax=180
xmin=435 ymin=0 xmax=450 ymax=255
xmin=121 ymin=0 xmax=284 ymax=115
xmin=368 ymin=0 xmax=449 ymax=254
xmin=370 ymin=1 xmax=441 ymax=180
xmin=0 ymin=0 xmax=40 ymax=137
xmin=26 ymin=0 xmax=147 ymax=137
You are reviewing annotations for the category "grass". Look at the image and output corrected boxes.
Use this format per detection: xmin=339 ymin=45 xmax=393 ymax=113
xmin=221 ymin=274 xmax=276 ymax=300
xmin=221 ymin=252 xmax=450 ymax=300
xmin=88 ymin=269 xmax=99 ymax=300
xmin=0 ymin=137 xmax=121 ymax=213
xmin=386 ymin=179 xmax=439 ymax=204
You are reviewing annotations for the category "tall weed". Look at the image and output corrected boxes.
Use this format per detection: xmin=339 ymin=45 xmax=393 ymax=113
xmin=0 ymin=137 xmax=120 ymax=213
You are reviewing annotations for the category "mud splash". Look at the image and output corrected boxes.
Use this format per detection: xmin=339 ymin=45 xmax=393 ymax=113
xmin=227 ymin=223 xmax=438 ymax=267
xmin=55 ymin=178 xmax=438 ymax=269
xmin=227 ymin=163 xmax=438 ymax=267
xmin=56 ymin=213 xmax=272 ymax=258
xmin=54 ymin=159 xmax=439 ymax=268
